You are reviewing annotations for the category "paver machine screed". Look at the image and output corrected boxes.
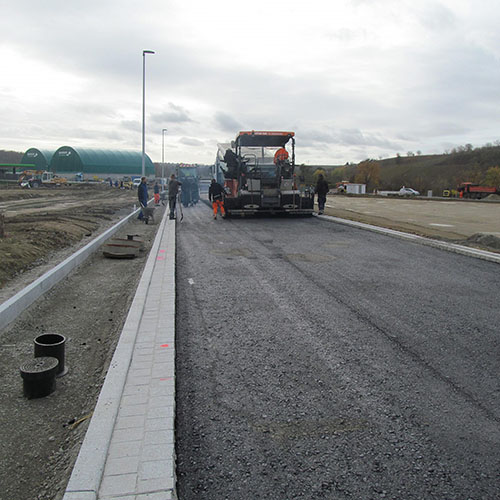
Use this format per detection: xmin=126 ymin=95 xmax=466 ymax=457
xmin=219 ymin=131 xmax=314 ymax=216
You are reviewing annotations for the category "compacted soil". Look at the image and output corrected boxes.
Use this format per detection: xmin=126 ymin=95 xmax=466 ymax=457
xmin=0 ymin=184 xmax=165 ymax=500
xmin=0 ymin=184 xmax=143 ymax=294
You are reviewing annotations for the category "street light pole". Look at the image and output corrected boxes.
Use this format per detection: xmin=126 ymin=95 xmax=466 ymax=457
xmin=162 ymin=128 xmax=167 ymax=178
xmin=142 ymin=49 xmax=155 ymax=178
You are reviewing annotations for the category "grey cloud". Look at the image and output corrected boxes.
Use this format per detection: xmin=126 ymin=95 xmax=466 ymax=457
xmin=408 ymin=122 xmax=470 ymax=139
xmin=415 ymin=3 xmax=456 ymax=32
xmin=151 ymin=103 xmax=194 ymax=124
xmin=297 ymin=130 xmax=337 ymax=146
xmin=338 ymin=129 xmax=365 ymax=146
xmin=214 ymin=112 xmax=243 ymax=132
xmin=339 ymin=129 xmax=401 ymax=150
xmin=297 ymin=127 xmax=401 ymax=151
xmin=179 ymin=137 xmax=204 ymax=147
xmin=121 ymin=120 xmax=141 ymax=132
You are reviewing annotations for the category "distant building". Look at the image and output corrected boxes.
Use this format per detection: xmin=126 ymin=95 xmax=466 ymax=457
xmin=19 ymin=146 xmax=155 ymax=178
xmin=50 ymin=147 xmax=154 ymax=177
xmin=21 ymin=148 xmax=56 ymax=170
xmin=337 ymin=182 xmax=366 ymax=195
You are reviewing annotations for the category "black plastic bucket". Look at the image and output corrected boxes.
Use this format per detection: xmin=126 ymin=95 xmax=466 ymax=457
xmin=34 ymin=333 xmax=67 ymax=377
xmin=20 ymin=357 xmax=59 ymax=399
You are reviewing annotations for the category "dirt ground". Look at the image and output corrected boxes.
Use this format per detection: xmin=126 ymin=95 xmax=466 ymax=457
xmin=0 ymin=184 xmax=165 ymax=500
xmin=0 ymin=185 xmax=143 ymax=297
xmin=322 ymin=195 xmax=500 ymax=253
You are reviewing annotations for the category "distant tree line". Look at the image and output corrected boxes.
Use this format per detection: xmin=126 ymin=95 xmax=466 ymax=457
xmin=298 ymin=142 xmax=500 ymax=194
xmin=0 ymin=150 xmax=23 ymax=164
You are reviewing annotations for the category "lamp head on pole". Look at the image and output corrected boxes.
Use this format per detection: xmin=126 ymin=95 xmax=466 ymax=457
xmin=143 ymin=50 xmax=155 ymax=55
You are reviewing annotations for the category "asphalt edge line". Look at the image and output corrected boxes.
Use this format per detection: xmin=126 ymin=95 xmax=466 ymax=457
xmin=62 ymin=208 xmax=173 ymax=500
xmin=319 ymin=214 xmax=500 ymax=264
xmin=0 ymin=206 xmax=145 ymax=332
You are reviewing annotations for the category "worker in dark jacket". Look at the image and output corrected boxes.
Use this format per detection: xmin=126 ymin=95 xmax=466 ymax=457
xmin=315 ymin=174 xmax=329 ymax=215
xmin=168 ymin=174 xmax=182 ymax=220
xmin=208 ymin=179 xmax=226 ymax=219
xmin=137 ymin=177 xmax=148 ymax=219
xmin=223 ymin=149 xmax=238 ymax=179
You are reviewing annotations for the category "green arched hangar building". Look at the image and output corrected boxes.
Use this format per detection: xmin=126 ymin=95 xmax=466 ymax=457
xmin=21 ymin=148 xmax=56 ymax=170
xmin=21 ymin=146 xmax=154 ymax=178
xmin=50 ymin=147 xmax=154 ymax=177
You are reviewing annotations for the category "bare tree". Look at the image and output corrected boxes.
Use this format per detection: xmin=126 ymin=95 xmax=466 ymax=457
xmin=354 ymin=160 xmax=380 ymax=191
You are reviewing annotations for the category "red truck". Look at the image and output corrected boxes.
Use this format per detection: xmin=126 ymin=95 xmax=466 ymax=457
xmin=457 ymin=182 xmax=499 ymax=199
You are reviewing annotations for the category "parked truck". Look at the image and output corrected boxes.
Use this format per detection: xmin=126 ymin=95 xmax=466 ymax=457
xmin=457 ymin=182 xmax=499 ymax=199
xmin=18 ymin=170 xmax=68 ymax=188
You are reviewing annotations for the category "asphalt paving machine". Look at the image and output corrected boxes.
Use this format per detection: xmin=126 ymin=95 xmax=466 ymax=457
xmin=216 ymin=131 xmax=314 ymax=216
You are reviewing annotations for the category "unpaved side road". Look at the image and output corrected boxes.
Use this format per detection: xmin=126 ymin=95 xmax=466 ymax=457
xmin=175 ymin=203 xmax=500 ymax=500
xmin=0 ymin=203 xmax=166 ymax=500
xmin=323 ymin=195 xmax=500 ymax=251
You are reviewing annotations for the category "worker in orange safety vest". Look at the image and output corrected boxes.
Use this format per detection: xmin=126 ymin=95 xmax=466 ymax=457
xmin=274 ymin=146 xmax=289 ymax=165
xmin=208 ymin=179 xmax=226 ymax=220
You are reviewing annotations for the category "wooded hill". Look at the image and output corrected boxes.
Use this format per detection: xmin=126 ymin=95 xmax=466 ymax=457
xmin=0 ymin=150 xmax=23 ymax=164
xmin=300 ymin=143 xmax=500 ymax=195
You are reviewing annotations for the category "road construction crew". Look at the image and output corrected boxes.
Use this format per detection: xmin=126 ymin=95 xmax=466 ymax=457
xmin=209 ymin=179 xmax=226 ymax=220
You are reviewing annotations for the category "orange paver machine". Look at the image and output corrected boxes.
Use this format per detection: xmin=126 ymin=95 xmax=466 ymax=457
xmin=217 ymin=131 xmax=314 ymax=216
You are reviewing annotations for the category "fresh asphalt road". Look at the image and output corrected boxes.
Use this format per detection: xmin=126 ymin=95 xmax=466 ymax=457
xmin=175 ymin=202 xmax=500 ymax=500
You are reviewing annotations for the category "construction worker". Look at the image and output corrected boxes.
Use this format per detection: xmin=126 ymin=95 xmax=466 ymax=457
xmin=274 ymin=146 xmax=289 ymax=165
xmin=315 ymin=174 xmax=329 ymax=215
xmin=153 ymin=182 xmax=160 ymax=205
xmin=168 ymin=174 xmax=182 ymax=220
xmin=223 ymin=148 xmax=239 ymax=178
xmin=208 ymin=179 xmax=226 ymax=219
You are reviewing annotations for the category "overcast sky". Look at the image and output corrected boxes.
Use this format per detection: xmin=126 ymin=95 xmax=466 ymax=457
xmin=2 ymin=0 xmax=500 ymax=165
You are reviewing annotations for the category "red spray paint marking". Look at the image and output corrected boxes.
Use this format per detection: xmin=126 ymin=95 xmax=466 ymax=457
xmin=157 ymin=256 xmax=165 ymax=260
xmin=159 ymin=377 xmax=173 ymax=381
xmin=159 ymin=249 xmax=166 ymax=253
xmin=160 ymin=344 xmax=170 ymax=348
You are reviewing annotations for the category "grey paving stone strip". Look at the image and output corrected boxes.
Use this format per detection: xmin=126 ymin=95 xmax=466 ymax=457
xmin=63 ymin=208 xmax=176 ymax=500
xmin=0 ymin=205 xmax=147 ymax=332
xmin=319 ymin=214 xmax=500 ymax=265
